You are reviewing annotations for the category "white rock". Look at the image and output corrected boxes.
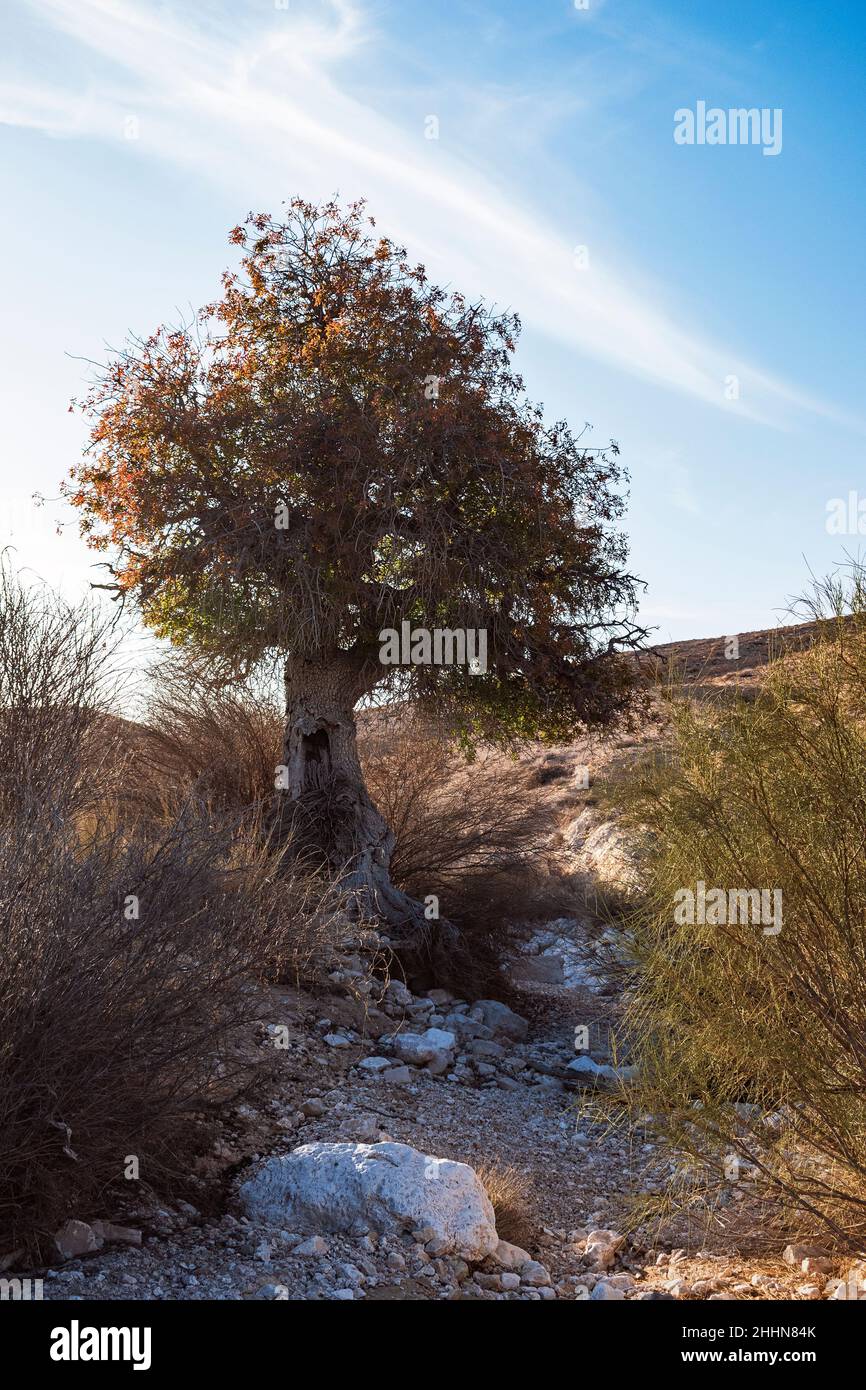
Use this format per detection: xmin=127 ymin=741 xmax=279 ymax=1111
xmin=90 ymin=1221 xmax=142 ymax=1247
xmin=352 ymin=1117 xmax=385 ymax=1144
xmin=585 ymin=1229 xmax=624 ymax=1271
xmin=591 ymin=1280 xmax=626 ymax=1300
xmin=568 ymin=1055 xmax=605 ymax=1077
xmin=562 ymin=808 xmax=596 ymax=852
xmin=783 ymin=1242 xmax=828 ymax=1266
xmin=514 ymin=920 xmax=606 ymax=990
xmin=239 ymin=1142 xmax=498 ymax=1261
xmin=384 ymin=980 xmax=414 ymax=1009
xmin=254 ymin=1283 xmax=289 ymax=1300
xmin=567 ymin=1055 xmax=637 ymax=1084
xmin=520 ymin=1260 xmax=552 ymax=1287
xmin=580 ymin=821 xmax=643 ymax=898
xmin=54 ymin=1220 xmax=102 ymax=1261
xmin=356 ymin=1057 xmax=391 ymax=1073
xmin=493 ymin=1239 xmax=532 ymax=1270
xmin=586 ymin=1227 xmax=622 ymax=1247
xmin=392 ymin=1029 xmax=456 ymax=1066
xmin=294 ymin=1235 xmax=329 ymax=1256
xmin=665 ymin=1278 xmax=690 ymax=1297
xmin=472 ymin=1001 xmax=529 ymax=1042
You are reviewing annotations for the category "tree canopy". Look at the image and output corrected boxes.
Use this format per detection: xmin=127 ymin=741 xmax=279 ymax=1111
xmin=67 ymin=197 xmax=646 ymax=748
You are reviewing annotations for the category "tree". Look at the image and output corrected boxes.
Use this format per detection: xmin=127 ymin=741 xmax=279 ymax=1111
xmin=66 ymin=197 xmax=646 ymax=942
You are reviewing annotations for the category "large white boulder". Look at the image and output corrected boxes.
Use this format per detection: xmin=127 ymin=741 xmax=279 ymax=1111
xmin=580 ymin=821 xmax=643 ymax=898
xmin=239 ymin=1142 xmax=499 ymax=1260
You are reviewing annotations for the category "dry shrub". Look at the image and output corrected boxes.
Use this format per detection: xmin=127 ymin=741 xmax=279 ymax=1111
xmin=0 ymin=556 xmax=129 ymax=824
xmin=361 ymin=715 xmax=571 ymax=993
xmin=362 ymin=716 xmax=567 ymax=927
xmin=2 ymin=812 xmax=253 ymax=1254
xmin=0 ymin=568 xmax=337 ymax=1258
xmin=616 ymin=577 xmax=866 ymax=1248
xmin=475 ymin=1161 xmax=534 ymax=1246
xmin=131 ymin=657 xmax=282 ymax=823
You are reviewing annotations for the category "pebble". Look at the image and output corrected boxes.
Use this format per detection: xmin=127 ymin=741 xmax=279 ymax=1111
xmin=520 ymin=1260 xmax=552 ymax=1287
xmin=591 ymin=1281 xmax=626 ymax=1300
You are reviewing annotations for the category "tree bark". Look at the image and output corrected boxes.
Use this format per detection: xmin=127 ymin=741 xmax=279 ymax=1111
xmin=275 ymin=653 xmax=453 ymax=976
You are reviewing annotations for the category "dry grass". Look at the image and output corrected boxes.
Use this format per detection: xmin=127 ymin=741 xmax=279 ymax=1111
xmin=130 ymin=656 xmax=283 ymax=825
xmin=0 ymin=557 xmax=130 ymax=825
xmin=363 ymin=716 xmax=569 ymax=914
xmin=361 ymin=714 xmax=574 ymax=995
xmin=475 ymin=1160 xmax=534 ymax=1246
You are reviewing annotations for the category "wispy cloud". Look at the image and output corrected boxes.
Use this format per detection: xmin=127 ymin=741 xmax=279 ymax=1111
xmin=0 ymin=0 xmax=854 ymax=429
xmin=641 ymin=448 xmax=703 ymax=517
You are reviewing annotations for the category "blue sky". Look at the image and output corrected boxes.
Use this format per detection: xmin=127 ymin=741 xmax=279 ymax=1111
xmin=0 ymin=0 xmax=864 ymax=646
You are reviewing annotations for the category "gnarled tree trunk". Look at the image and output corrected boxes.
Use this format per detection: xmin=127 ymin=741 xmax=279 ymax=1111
xmin=276 ymin=653 xmax=455 ymax=978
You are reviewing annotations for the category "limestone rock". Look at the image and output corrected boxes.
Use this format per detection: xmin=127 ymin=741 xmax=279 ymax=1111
xmin=783 ymin=1243 xmax=828 ymax=1267
xmin=591 ymin=1280 xmax=626 ymax=1300
xmin=54 ymin=1220 xmax=103 ymax=1261
xmin=91 ymin=1221 xmax=142 ymax=1248
xmin=584 ymin=1229 xmax=624 ymax=1271
xmin=239 ymin=1142 xmax=498 ymax=1261
xmin=519 ymin=1259 xmax=552 ymax=1287
xmin=392 ymin=1028 xmax=456 ymax=1066
xmin=471 ymin=1001 xmax=529 ymax=1042
xmin=580 ymin=820 xmax=643 ymax=898
xmin=493 ymin=1239 xmax=532 ymax=1270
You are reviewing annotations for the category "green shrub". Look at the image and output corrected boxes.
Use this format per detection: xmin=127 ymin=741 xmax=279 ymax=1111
xmin=618 ymin=598 xmax=866 ymax=1247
